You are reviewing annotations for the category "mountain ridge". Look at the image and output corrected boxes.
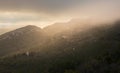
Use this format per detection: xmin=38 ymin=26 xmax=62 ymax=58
xmin=0 ymin=25 xmax=45 ymax=56
xmin=0 ymin=20 xmax=120 ymax=73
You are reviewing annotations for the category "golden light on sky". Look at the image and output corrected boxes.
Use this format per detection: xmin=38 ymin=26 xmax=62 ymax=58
xmin=0 ymin=0 xmax=120 ymax=34
xmin=0 ymin=11 xmax=71 ymax=28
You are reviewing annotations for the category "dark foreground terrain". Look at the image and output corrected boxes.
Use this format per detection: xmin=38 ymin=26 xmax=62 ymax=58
xmin=0 ymin=20 xmax=120 ymax=73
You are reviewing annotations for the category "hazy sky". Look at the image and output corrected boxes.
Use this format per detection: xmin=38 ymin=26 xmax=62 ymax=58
xmin=0 ymin=0 xmax=120 ymax=34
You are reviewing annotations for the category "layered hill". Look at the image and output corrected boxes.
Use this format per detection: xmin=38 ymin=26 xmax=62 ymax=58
xmin=0 ymin=25 xmax=46 ymax=56
xmin=0 ymin=20 xmax=120 ymax=73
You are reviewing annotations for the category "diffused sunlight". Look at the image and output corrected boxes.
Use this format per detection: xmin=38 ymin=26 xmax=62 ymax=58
xmin=0 ymin=0 xmax=120 ymax=35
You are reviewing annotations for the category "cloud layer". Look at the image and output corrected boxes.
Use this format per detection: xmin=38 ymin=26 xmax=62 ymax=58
xmin=0 ymin=0 xmax=120 ymax=34
xmin=0 ymin=0 xmax=82 ymax=13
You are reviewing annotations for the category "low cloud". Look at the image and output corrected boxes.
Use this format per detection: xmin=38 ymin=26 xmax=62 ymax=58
xmin=0 ymin=0 xmax=120 ymax=34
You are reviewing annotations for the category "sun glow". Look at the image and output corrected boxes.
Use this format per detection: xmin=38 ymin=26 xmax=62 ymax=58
xmin=0 ymin=11 xmax=71 ymax=29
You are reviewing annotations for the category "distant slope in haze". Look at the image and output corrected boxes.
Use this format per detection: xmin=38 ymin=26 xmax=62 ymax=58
xmin=0 ymin=25 xmax=45 ymax=56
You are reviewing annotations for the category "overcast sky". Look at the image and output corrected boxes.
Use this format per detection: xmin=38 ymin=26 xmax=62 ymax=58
xmin=0 ymin=0 xmax=120 ymax=34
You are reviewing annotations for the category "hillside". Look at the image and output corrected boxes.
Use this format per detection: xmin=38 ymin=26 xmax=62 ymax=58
xmin=0 ymin=21 xmax=120 ymax=73
xmin=0 ymin=25 xmax=46 ymax=56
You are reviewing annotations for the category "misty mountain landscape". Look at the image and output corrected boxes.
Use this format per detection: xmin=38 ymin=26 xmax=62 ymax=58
xmin=0 ymin=0 xmax=120 ymax=73
xmin=0 ymin=20 xmax=120 ymax=73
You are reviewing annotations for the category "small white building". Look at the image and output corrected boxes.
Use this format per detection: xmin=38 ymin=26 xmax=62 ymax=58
xmin=26 ymin=51 xmax=30 ymax=56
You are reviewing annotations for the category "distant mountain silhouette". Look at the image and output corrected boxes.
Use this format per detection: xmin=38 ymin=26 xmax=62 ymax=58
xmin=44 ymin=19 xmax=99 ymax=39
xmin=0 ymin=25 xmax=45 ymax=56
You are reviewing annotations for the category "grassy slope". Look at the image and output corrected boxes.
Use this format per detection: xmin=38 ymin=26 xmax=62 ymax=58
xmin=0 ymin=22 xmax=120 ymax=73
